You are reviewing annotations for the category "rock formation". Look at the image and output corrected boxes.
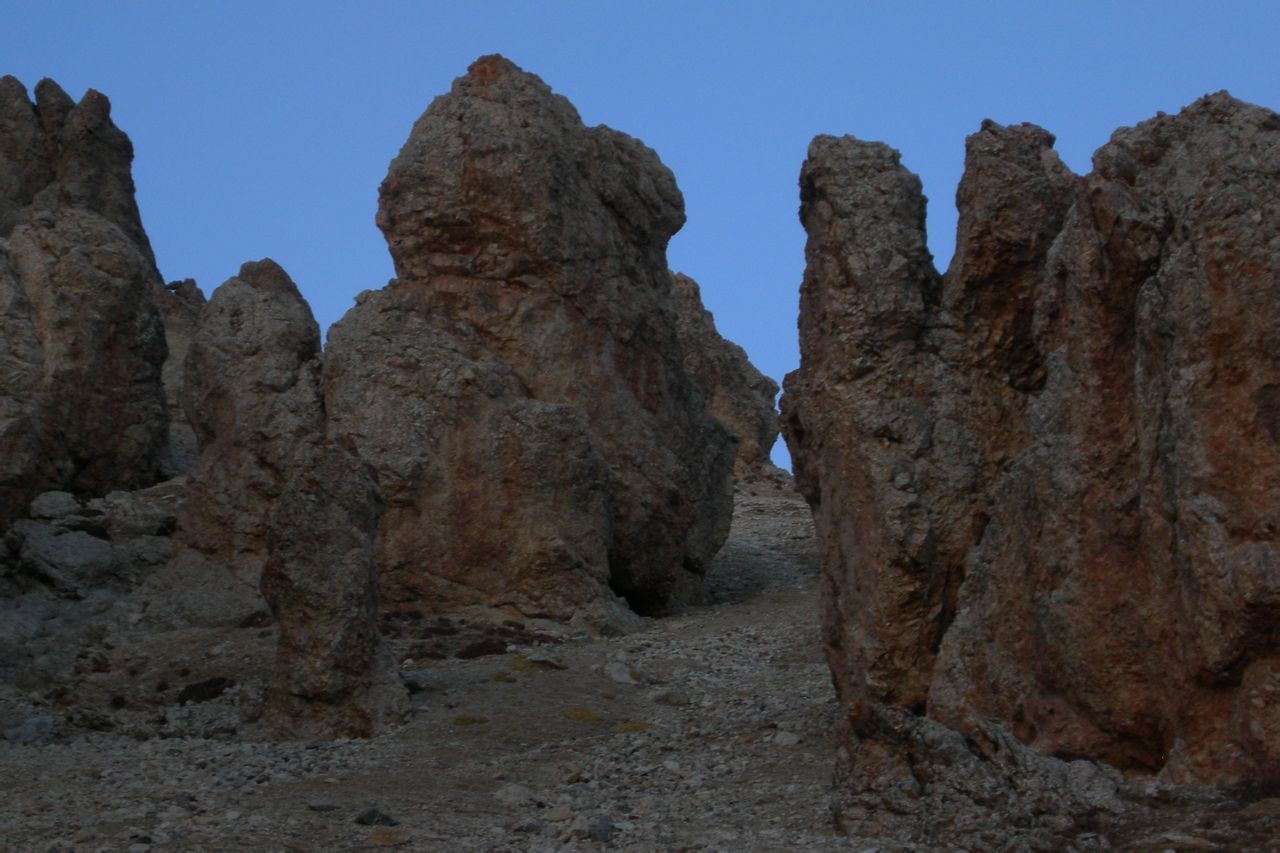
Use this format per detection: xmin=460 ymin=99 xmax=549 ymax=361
xmin=178 ymin=259 xmax=325 ymax=586
xmin=260 ymin=439 xmax=408 ymax=737
xmin=0 ymin=77 xmax=170 ymax=526
xmin=326 ymin=55 xmax=735 ymax=626
xmin=782 ymin=92 xmax=1280 ymax=840
xmin=669 ymin=272 xmax=789 ymax=488
xmin=180 ymin=258 xmax=405 ymax=735
xmin=152 ymin=278 xmax=205 ymax=475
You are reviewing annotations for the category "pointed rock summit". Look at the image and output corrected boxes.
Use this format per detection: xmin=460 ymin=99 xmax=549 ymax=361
xmin=327 ymin=55 xmax=736 ymax=627
xmin=784 ymin=92 xmax=1280 ymax=842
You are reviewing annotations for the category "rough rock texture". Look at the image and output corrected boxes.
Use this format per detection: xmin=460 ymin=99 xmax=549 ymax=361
xmin=326 ymin=55 xmax=735 ymax=625
xmin=782 ymin=91 xmax=1280 ymax=838
xmin=0 ymin=77 xmax=169 ymax=527
xmin=260 ymin=440 xmax=407 ymax=738
xmin=152 ymin=278 xmax=205 ymax=475
xmin=178 ymin=260 xmax=324 ymax=586
xmin=670 ymin=272 xmax=790 ymax=489
xmin=179 ymin=258 xmax=406 ymax=734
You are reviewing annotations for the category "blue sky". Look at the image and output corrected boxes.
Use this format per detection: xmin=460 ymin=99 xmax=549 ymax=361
xmin=6 ymin=2 xmax=1278 ymax=468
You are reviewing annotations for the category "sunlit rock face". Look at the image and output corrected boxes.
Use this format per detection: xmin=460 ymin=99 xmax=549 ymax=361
xmin=325 ymin=55 xmax=735 ymax=629
xmin=0 ymin=77 xmax=171 ymax=526
xmin=783 ymin=92 xmax=1280 ymax=840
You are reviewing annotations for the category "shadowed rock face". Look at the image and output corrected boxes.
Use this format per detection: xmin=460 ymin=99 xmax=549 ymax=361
xmin=327 ymin=55 xmax=735 ymax=626
xmin=260 ymin=439 xmax=407 ymax=738
xmin=670 ymin=272 xmax=790 ymax=489
xmin=0 ymin=77 xmax=170 ymax=526
xmin=178 ymin=260 xmax=325 ymax=586
xmin=783 ymin=92 xmax=1280 ymax=837
xmin=181 ymin=259 xmax=406 ymax=736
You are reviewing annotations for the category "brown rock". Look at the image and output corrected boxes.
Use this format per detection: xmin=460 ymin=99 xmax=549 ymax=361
xmin=0 ymin=78 xmax=169 ymax=526
xmin=260 ymin=439 xmax=407 ymax=738
xmin=783 ymin=91 xmax=1280 ymax=838
xmin=178 ymin=259 xmax=324 ymax=585
xmin=0 ymin=209 xmax=168 ymax=526
xmin=669 ymin=272 xmax=790 ymax=489
xmin=180 ymin=258 xmax=406 ymax=734
xmin=324 ymin=288 xmax=630 ymax=630
xmin=327 ymin=55 xmax=734 ymax=624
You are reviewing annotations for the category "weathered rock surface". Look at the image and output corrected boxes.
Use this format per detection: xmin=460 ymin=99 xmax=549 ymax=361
xmin=152 ymin=278 xmax=205 ymax=475
xmin=327 ymin=55 xmax=735 ymax=625
xmin=260 ymin=440 xmax=407 ymax=737
xmin=782 ymin=91 xmax=1280 ymax=838
xmin=178 ymin=259 xmax=324 ymax=586
xmin=179 ymin=258 xmax=405 ymax=734
xmin=670 ymin=272 xmax=790 ymax=489
xmin=0 ymin=77 xmax=169 ymax=526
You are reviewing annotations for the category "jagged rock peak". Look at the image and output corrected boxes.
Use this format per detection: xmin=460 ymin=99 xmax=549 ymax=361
xmin=0 ymin=76 xmax=153 ymax=264
xmin=783 ymin=90 xmax=1280 ymax=841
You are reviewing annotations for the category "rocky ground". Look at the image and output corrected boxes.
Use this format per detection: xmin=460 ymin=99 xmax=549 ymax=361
xmin=1 ymin=492 xmax=868 ymax=851
xmin=5 ymin=490 xmax=1280 ymax=852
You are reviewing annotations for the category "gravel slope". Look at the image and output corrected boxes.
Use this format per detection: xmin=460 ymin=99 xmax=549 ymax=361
xmin=2 ymin=493 xmax=870 ymax=852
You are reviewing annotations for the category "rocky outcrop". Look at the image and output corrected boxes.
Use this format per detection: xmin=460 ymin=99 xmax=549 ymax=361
xmin=670 ymin=272 xmax=789 ymax=489
xmin=152 ymin=278 xmax=205 ymax=476
xmin=326 ymin=55 xmax=735 ymax=625
xmin=178 ymin=260 xmax=324 ymax=586
xmin=180 ymin=258 xmax=405 ymax=735
xmin=260 ymin=440 xmax=407 ymax=737
xmin=0 ymin=77 xmax=169 ymax=527
xmin=783 ymin=92 xmax=1280 ymax=839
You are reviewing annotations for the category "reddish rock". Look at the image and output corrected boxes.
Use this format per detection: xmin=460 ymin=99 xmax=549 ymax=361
xmin=327 ymin=55 xmax=734 ymax=625
xmin=670 ymin=272 xmax=789 ymax=489
xmin=783 ymin=92 xmax=1280 ymax=838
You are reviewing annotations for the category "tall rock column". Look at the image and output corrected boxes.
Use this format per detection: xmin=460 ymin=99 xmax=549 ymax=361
xmin=180 ymin=259 xmax=405 ymax=736
xmin=783 ymin=93 xmax=1280 ymax=842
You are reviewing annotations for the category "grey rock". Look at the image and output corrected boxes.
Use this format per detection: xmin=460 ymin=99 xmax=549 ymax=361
xmin=86 ymin=490 xmax=176 ymax=539
xmin=260 ymin=440 xmax=408 ymax=738
xmin=178 ymin=259 xmax=324 ymax=586
xmin=353 ymin=807 xmax=398 ymax=827
xmin=2 ymin=713 xmax=55 ymax=744
xmin=28 ymin=491 xmax=81 ymax=520
xmin=7 ymin=520 xmax=116 ymax=597
xmin=0 ymin=79 xmax=170 ymax=527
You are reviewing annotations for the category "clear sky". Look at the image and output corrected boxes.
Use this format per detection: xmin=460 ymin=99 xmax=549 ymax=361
xmin=6 ymin=1 xmax=1278 ymax=469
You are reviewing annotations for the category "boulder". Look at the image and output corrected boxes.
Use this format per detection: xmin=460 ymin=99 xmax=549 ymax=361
xmin=669 ymin=272 xmax=789 ymax=488
xmin=0 ymin=77 xmax=169 ymax=527
xmin=326 ymin=55 xmax=735 ymax=624
xmin=782 ymin=91 xmax=1280 ymax=840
